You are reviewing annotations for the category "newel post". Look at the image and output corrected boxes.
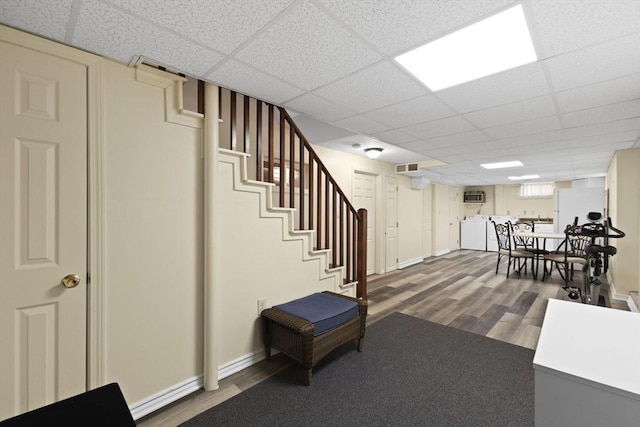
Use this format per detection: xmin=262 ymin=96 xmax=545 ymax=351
xmin=357 ymin=208 xmax=367 ymax=299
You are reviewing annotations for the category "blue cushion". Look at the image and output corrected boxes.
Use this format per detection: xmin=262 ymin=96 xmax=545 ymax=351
xmin=273 ymin=293 xmax=359 ymax=336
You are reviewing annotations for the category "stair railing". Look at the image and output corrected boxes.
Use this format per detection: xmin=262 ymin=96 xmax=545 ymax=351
xmin=218 ymin=88 xmax=367 ymax=298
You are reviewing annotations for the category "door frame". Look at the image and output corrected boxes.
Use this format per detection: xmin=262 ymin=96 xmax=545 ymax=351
xmin=0 ymin=25 xmax=106 ymax=390
xmin=352 ymin=167 xmax=384 ymax=275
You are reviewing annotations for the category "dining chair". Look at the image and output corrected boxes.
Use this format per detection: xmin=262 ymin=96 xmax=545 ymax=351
xmin=542 ymin=224 xmax=589 ymax=286
xmin=509 ymin=221 xmax=549 ymax=278
xmin=492 ymin=221 xmax=535 ymax=278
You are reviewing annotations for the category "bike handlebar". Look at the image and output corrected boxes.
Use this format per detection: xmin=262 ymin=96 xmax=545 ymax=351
xmin=566 ymin=217 xmax=625 ymax=239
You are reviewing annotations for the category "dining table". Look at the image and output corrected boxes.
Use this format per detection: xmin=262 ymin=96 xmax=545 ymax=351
xmin=513 ymin=231 xmax=567 ymax=280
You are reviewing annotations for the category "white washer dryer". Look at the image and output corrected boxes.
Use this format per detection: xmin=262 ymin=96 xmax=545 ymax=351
xmin=460 ymin=215 xmax=489 ymax=251
xmin=487 ymin=215 xmax=519 ymax=252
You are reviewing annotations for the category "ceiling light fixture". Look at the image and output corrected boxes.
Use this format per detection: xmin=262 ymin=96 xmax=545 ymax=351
xmin=364 ymin=148 xmax=383 ymax=159
xmin=394 ymin=4 xmax=537 ymax=91
xmin=508 ymin=174 xmax=540 ymax=180
xmin=480 ymin=160 xmax=524 ymax=169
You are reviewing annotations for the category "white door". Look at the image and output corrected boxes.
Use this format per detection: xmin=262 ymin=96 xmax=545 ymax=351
xmin=422 ymin=184 xmax=433 ymax=257
xmin=353 ymin=172 xmax=376 ymax=275
xmin=385 ymin=176 xmax=398 ymax=272
xmin=0 ymin=42 xmax=87 ymax=420
xmin=449 ymin=187 xmax=460 ymax=250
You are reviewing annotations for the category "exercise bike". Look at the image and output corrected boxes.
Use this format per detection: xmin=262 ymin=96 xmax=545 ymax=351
xmin=564 ymin=212 xmax=625 ymax=305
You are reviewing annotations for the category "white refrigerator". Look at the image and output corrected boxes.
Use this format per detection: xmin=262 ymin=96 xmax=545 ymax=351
xmin=554 ymin=188 xmax=605 ymax=232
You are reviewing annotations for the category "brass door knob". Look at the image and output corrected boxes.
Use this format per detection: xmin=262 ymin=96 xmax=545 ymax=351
xmin=61 ymin=274 xmax=81 ymax=288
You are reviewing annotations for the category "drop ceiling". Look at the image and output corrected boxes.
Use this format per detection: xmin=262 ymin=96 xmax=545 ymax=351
xmin=1 ymin=0 xmax=639 ymax=185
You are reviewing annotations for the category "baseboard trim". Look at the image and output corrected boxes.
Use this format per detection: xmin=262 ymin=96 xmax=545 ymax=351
xmin=434 ymin=249 xmax=450 ymax=256
xmin=399 ymin=257 xmax=424 ymax=269
xmin=606 ymin=281 xmax=638 ymax=313
xmin=128 ymin=350 xmax=272 ymax=420
xmin=129 ymin=375 xmax=203 ymax=420
xmin=218 ymin=349 xmax=268 ymax=380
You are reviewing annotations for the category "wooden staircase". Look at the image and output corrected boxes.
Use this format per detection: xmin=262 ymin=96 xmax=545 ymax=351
xmin=218 ymin=88 xmax=368 ymax=298
xmin=218 ymin=148 xmax=354 ymax=293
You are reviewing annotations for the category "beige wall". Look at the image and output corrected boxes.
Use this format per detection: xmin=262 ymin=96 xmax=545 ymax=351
xmin=216 ymin=153 xmax=341 ymax=366
xmin=398 ymin=175 xmax=424 ymax=265
xmin=606 ymin=148 xmax=640 ymax=299
xmin=465 ymin=184 xmax=555 ymax=218
xmin=103 ymin=60 xmax=204 ymax=405
xmin=463 ymin=185 xmax=495 ymax=217
xmin=433 ymin=183 xmax=451 ymax=255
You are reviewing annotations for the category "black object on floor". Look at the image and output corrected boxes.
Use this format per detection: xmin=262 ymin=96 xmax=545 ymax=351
xmin=182 ymin=312 xmax=535 ymax=427
xmin=0 ymin=383 xmax=135 ymax=427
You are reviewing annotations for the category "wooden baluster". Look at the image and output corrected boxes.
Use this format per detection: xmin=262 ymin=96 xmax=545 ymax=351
xmin=357 ymin=208 xmax=367 ymax=299
xmin=230 ymin=90 xmax=236 ymax=150
xmin=299 ymin=133 xmax=305 ymax=230
xmin=325 ymin=173 xmax=330 ymax=255
xmin=346 ymin=209 xmax=351 ymax=281
xmin=289 ymin=124 xmax=295 ymax=210
xmin=279 ymin=109 xmax=285 ymax=207
xmin=316 ymin=163 xmax=322 ymax=250
xmin=243 ymin=95 xmax=250 ymax=154
xmin=339 ymin=195 xmax=344 ymax=267
xmin=268 ymin=105 xmax=274 ymax=183
xmin=308 ymin=152 xmax=314 ymax=232
xmin=332 ymin=184 xmax=337 ymax=268
xmin=256 ymin=101 xmax=262 ymax=181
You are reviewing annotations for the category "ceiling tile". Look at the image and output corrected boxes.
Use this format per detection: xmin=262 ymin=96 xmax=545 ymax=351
xmin=207 ymin=59 xmax=304 ymax=105
xmin=313 ymin=61 xmax=428 ymax=113
xmin=484 ymin=115 xmax=562 ymax=139
xmin=555 ymin=73 xmax=640 ymax=113
xmin=234 ymin=0 xmax=381 ymax=90
xmin=456 ymin=140 xmax=505 ymax=154
xmin=372 ymin=129 xmax=416 ymax=145
xmin=562 ymin=100 xmax=640 ymax=128
xmin=284 ymin=93 xmax=354 ymax=122
xmin=437 ymin=62 xmax=551 ymax=113
xmin=73 ymin=0 xmax=223 ymax=75
xmin=530 ymin=0 xmax=640 ymax=58
xmin=319 ymin=0 xmax=513 ymax=56
xmin=426 ymin=131 xmax=490 ymax=148
xmin=108 ymin=0 xmax=294 ymax=54
xmin=545 ymin=32 xmax=640 ymax=92
xmin=464 ymin=95 xmax=556 ymax=128
xmin=567 ymin=129 xmax=640 ymax=148
xmin=333 ymin=115 xmax=391 ymax=135
xmin=398 ymin=140 xmax=434 ymax=152
xmin=363 ymin=95 xmax=455 ymax=128
xmin=564 ymin=117 xmax=640 ymax=139
xmin=402 ymin=116 xmax=476 ymax=139
xmin=0 ymin=0 xmax=72 ymax=40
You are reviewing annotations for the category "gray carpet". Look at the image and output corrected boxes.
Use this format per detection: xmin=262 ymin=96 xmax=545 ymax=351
xmin=182 ymin=312 xmax=535 ymax=426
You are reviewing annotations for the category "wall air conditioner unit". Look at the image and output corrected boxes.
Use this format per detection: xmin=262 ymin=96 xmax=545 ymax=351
xmin=396 ymin=163 xmax=419 ymax=174
xmin=463 ymin=191 xmax=485 ymax=203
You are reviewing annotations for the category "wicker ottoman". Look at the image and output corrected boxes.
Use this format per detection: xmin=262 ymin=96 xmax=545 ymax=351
xmin=261 ymin=291 xmax=367 ymax=385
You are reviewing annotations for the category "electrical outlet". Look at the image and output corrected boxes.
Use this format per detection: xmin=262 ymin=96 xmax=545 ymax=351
xmin=257 ymin=298 xmax=267 ymax=315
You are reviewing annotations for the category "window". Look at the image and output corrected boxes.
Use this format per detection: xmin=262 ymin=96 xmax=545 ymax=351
xmin=519 ymin=182 xmax=554 ymax=198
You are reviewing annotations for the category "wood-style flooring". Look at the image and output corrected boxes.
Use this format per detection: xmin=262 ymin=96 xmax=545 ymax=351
xmin=137 ymin=249 xmax=629 ymax=426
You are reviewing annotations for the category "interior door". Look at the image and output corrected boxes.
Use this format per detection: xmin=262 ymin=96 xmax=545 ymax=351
xmin=0 ymin=41 xmax=87 ymax=420
xmin=353 ymin=172 xmax=376 ymax=275
xmin=449 ymin=186 xmax=460 ymax=251
xmin=385 ymin=176 xmax=398 ymax=272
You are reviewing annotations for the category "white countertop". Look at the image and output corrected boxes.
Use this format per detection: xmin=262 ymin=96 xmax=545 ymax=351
xmin=533 ymin=299 xmax=640 ymax=398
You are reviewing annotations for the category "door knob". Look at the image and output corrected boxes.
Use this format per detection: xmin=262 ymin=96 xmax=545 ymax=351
xmin=61 ymin=274 xmax=81 ymax=289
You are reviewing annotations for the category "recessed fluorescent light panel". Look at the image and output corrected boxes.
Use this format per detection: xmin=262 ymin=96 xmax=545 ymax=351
xmin=508 ymin=174 xmax=540 ymax=180
xmin=395 ymin=4 xmax=537 ymax=91
xmin=480 ymin=160 xmax=523 ymax=169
